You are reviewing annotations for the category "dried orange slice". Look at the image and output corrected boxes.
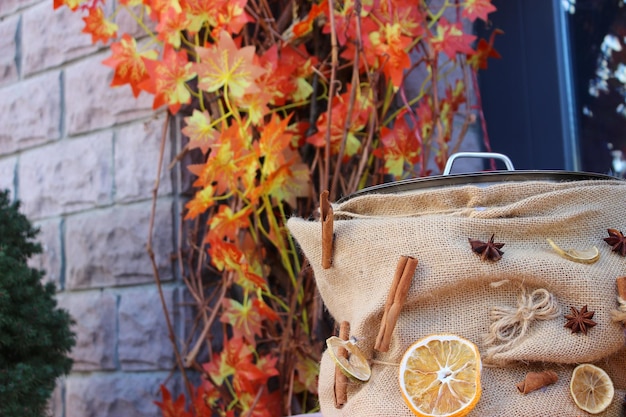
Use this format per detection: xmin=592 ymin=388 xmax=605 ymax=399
xmin=326 ymin=336 xmax=371 ymax=382
xmin=570 ymin=363 xmax=614 ymax=414
xmin=399 ymin=334 xmax=482 ymax=417
xmin=546 ymin=238 xmax=600 ymax=264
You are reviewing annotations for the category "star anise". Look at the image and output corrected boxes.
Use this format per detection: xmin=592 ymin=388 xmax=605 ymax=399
xmin=604 ymin=228 xmax=626 ymax=256
xmin=564 ymin=305 xmax=597 ymax=335
xmin=468 ymin=234 xmax=505 ymax=261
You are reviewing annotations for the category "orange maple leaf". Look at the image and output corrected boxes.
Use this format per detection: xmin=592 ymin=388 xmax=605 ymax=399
xmin=208 ymin=205 xmax=252 ymax=241
xmin=156 ymin=7 xmax=190 ymax=49
xmin=203 ymin=336 xmax=254 ymax=386
xmin=140 ymin=44 xmax=197 ymax=114
xmin=102 ymin=34 xmax=158 ymax=98
xmin=215 ymin=0 xmax=253 ymax=35
xmin=183 ymin=0 xmax=225 ymax=32
xmin=221 ymin=297 xmax=264 ymax=345
xmin=289 ymin=0 xmax=328 ymax=39
xmin=184 ymin=184 xmax=216 ymax=220
xmin=462 ymin=0 xmax=497 ymax=22
xmin=257 ymin=113 xmax=293 ymax=172
xmin=181 ymin=110 xmax=219 ymax=154
xmin=82 ymin=6 xmax=118 ymax=44
xmin=195 ymin=31 xmax=265 ymax=98
xmin=430 ymin=17 xmax=476 ymax=60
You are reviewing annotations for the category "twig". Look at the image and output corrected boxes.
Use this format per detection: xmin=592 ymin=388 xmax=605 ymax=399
xmin=146 ymin=113 xmax=194 ymax=400
xmin=322 ymin=0 xmax=339 ymax=193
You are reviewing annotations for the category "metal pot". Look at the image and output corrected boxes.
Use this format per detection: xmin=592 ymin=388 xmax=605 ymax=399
xmin=339 ymin=152 xmax=622 ymax=202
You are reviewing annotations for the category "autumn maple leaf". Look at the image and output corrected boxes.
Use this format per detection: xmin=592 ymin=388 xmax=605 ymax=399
xmin=184 ymin=184 xmax=216 ymax=220
xmin=183 ymin=0 xmax=225 ymax=32
xmin=221 ymin=297 xmax=265 ymax=345
xmin=203 ymin=336 xmax=254 ymax=386
xmin=209 ymin=205 xmax=252 ymax=241
xmin=140 ymin=44 xmax=197 ymax=114
xmin=102 ymin=34 xmax=158 ymax=98
xmin=288 ymin=0 xmax=328 ymax=40
xmin=462 ymin=0 xmax=497 ymax=22
xmin=181 ymin=110 xmax=219 ymax=154
xmin=154 ymin=385 xmax=192 ymax=417
xmin=53 ymin=0 xmax=86 ymax=10
xmin=215 ymin=0 xmax=253 ymax=35
xmin=430 ymin=17 xmax=476 ymax=60
xmin=156 ymin=7 xmax=190 ymax=49
xmin=82 ymin=6 xmax=118 ymax=44
xmin=257 ymin=113 xmax=293 ymax=171
xmin=467 ymin=29 xmax=503 ymax=70
xmin=195 ymin=31 xmax=265 ymax=98
xmin=373 ymin=116 xmax=420 ymax=178
xmin=294 ymin=351 xmax=319 ymax=394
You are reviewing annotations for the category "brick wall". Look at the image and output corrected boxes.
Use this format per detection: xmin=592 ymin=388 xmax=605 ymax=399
xmin=0 ymin=1 xmax=184 ymax=416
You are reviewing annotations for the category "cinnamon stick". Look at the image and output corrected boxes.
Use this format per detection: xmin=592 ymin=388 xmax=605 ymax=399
xmin=334 ymin=321 xmax=350 ymax=408
xmin=516 ymin=370 xmax=558 ymax=394
xmin=374 ymin=256 xmax=418 ymax=352
xmin=617 ymin=276 xmax=626 ymax=300
xmin=321 ymin=190 xmax=334 ymax=269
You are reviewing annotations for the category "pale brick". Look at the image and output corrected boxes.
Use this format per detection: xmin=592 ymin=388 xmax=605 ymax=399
xmin=47 ymin=378 xmax=65 ymax=417
xmin=57 ymin=291 xmax=117 ymax=371
xmin=66 ymin=373 xmax=179 ymax=417
xmin=65 ymin=54 xmax=154 ymax=136
xmin=118 ymin=287 xmax=175 ymax=370
xmin=0 ymin=15 xmax=19 ymax=87
xmin=65 ymin=201 xmax=173 ymax=289
xmin=0 ymin=156 xmax=16 ymax=197
xmin=0 ymin=0 xmax=39 ymax=17
xmin=28 ymin=218 xmax=63 ymax=289
xmin=115 ymin=115 xmax=173 ymax=203
xmin=0 ymin=71 xmax=61 ymax=153
xmin=22 ymin=2 xmax=98 ymax=76
xmin=18 ymin=132 xmax=113 ymax=218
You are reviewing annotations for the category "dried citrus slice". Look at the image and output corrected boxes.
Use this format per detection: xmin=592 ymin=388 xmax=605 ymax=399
xmin=326 ymin=336 xmax=371 ymax=382
xmin=399 ymin=334 xmax=482 ymax=417
xmin=570 ymin=363 xmax=614 ymax=414
xmin=546 ymin=238 xmax=600 ymax=264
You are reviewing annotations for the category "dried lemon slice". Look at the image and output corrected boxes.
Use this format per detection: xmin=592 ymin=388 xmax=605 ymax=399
xmin=399 ymin=334 xmax=482 ymax=417
xmin=326 ymin=336 xmax=371 ymax=382
xmin=546 ymin=238 xmax=600 ymax=264
xmin=570 ymin=363 xmax=614 ymax=414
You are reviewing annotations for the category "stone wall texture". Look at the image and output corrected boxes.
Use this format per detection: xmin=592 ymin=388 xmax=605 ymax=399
xmin=0 ymin=2 xmax=184 ymax=416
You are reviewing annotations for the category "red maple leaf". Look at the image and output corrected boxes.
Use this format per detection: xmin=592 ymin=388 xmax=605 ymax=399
xmin=207 ymin=239 xmax=245 ymax=272
xmin=183 ymin=0 xmax=225 ymax=32
xmin=215 ymin=0 xmax=253 ymax=35
xmin=430 ymin=18 xmax=476 ymax=60
xmin=54 ymin=0 xmax=86 ymax=10
xmin=82 ymin=6 xmax=118 ymax=44
xmin=467 ymin=29 xmax=503 ymax=70
xmin=462 ymin=0 xmax=497 ymax=22
xmin=373 ymin=116 xmax=420 ymax=178
xmin=139 ymin=44 xmax=197 ymax=114
xmin=102 ymin=34 xmax=158 ymax=98
xmin=154 ymin=385 xmax=192 ymax=417
xmin=257 ymin=113 xmax=293 ymax=170
xmin=221 ymin=297 xmax=264 ymax=346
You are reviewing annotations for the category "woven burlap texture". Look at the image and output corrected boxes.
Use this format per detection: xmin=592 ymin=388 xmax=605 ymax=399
xmin=287 ymin=179 xmax=626 ymax=417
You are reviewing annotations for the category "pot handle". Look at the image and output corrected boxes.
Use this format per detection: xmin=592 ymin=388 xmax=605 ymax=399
xmin=443 ymin=152 xmax=515 ymax=176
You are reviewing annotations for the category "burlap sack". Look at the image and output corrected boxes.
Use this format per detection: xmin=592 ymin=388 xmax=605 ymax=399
xmin=287 ymin=179 xmax=626 ymax=416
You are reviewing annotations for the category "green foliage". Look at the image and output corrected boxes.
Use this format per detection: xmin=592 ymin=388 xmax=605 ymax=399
xmin=0 ymin=190 xmax=75 ymax=417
